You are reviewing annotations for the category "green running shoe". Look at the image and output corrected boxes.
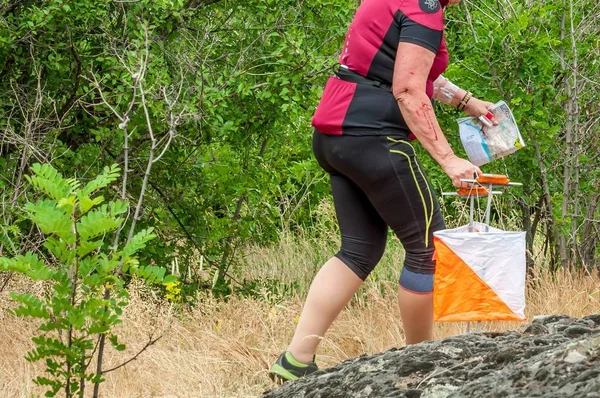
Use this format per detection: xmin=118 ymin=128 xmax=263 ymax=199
xmin=269 ymin=351 xmax=318 ymax=383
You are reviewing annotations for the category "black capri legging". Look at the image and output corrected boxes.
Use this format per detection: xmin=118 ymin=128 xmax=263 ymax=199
xmin=312 ymin=130 xmax=445 ymax=283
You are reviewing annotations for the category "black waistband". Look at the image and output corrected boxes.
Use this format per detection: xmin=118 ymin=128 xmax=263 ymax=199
xmin=334 ymin=67 xmax=392 ymax=92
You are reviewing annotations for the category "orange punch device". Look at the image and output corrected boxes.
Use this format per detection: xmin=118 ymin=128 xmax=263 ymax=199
xmin=476 ymin=174 xmax=510 ymax=186
xmin=459 ymin=174 xmax=522 ymax=188
xmin=456 ymin=186 xmax=489 ymax=198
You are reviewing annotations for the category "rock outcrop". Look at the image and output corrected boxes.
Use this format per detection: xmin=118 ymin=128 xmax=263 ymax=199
xmin=264 ymin=315 xmax=600 ymax=398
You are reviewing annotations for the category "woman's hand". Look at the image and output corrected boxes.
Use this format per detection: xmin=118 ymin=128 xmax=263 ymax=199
xmin=440 ymin=154 xmax=482 ymax=188
xmin=464 ymin=98 xmax=498 ymax=125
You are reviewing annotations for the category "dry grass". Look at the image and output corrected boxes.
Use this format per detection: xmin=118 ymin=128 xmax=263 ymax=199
xmin=1 ymin=213 xmax=600 ymax=397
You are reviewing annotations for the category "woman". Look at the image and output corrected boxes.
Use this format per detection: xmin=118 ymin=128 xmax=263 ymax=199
xmin=270 ymin=0 xmax=495 ymax=382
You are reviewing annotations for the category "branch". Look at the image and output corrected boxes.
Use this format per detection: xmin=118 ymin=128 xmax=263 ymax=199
xmin=0 ymin=272 xmax=13 ymax=293
xmin=57 ymin=27 xmax=84 ymax=123
xmin=101 ymin=333 xmax=163 ymax=374
xmin=153 ymin=84 xmax=182 ymax=164
xmin=463 ymin=0 xmax=502 ymax=21
xmin=125 ymin=80 xmax=154 ymax=244
xmin=462 ymin=0 xmax=478 ymax=44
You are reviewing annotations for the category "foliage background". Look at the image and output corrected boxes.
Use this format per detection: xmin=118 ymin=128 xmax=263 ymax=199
xmin=1 ymin=0 xmax=599 ymax=298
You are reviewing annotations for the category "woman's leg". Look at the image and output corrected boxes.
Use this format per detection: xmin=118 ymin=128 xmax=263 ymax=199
xmin=286 ymin=167 xmax=388 ymax=363
xmin=397 ymin=288 xmax=434 ymax=344
xmin=287 ymin=256 xmax=363 ymax=363
xmin=396 ymin=258 xmax=439 ymax=344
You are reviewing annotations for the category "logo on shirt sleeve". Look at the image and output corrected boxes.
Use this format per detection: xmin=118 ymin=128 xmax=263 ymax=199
xmin=420 ymin=0 xmax=441 ymax=13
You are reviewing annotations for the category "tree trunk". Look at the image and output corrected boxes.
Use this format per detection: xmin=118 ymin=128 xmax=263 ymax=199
xmin=580 ymin=193 xmax=600 ymax=271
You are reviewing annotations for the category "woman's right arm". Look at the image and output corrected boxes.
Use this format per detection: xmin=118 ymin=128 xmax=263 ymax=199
xmin=392 ymin=42 xmax=481 ymax=187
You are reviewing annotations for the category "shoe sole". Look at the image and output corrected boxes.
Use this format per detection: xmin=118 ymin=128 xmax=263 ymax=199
xmin=269 ymin=363 xmax=298 ymax=384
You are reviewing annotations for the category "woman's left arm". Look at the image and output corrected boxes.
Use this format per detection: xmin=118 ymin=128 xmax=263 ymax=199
xmin=432 ymin=75 xmax=495 ymax=120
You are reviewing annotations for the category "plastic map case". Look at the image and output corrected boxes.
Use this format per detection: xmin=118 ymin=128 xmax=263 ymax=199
xmin=457 ymin=101 xmax=526 ymax=167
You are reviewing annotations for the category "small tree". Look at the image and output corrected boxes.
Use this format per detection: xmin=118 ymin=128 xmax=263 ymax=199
xmin=0 ymin=163 xmax=175 ymax=397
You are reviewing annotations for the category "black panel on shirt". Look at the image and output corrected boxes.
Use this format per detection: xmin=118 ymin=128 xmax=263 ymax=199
xmin=366 ymin=10 xmax=443 ymax=84
xmin=341 ymin=84 xmax=407 ymax=135
xmin=396 ymin=11 xmax=443 ymax=54
xmin=366 ymin=16 xmax=402 ymax=84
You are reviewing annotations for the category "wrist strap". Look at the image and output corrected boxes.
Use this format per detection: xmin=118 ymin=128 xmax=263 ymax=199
xmin=457 ymin=91 xmax=473 ymax=112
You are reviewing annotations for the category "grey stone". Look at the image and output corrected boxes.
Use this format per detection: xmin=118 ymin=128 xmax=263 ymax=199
xmin=532 ymin=314 xmax=573 ymax=325
xmin=583 ymin=314 xmax=600 ymax=326
xmin=564 ymin=325 xmax=597 ymax=338
xmin=563 ymin=350 xmax=587 ymax=363
xmin=263 ymin=315 xmax=600 ymax=398
xmin=520 ymin=322 xmax=549 ymax=335
xmin=421 ymin=384 xmax=459 ymax=398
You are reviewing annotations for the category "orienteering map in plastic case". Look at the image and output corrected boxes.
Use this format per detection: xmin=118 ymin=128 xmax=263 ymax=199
xmin=457 ymin=101 xmax=525 ymax=167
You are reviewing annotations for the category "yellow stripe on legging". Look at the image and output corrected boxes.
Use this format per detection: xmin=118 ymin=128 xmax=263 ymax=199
xmin=387 ymin=136 xmax=434 ymax=247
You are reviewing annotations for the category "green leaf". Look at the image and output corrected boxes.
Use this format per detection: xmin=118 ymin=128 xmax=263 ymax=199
xmin=79 ymin=195 xmax=104 ymax=214
xmin=121 ymin=228 xmax=156 ymax=257
xmin=10 ymin=293 xmax=51 ymax=319
xmin=25 ymin=200 xmax=75 ymax=244
xmin=97 ymin=254 xmax=119 ymax=274
xmin=108 ymin=334 xmax=126 ymax=351
xmin=78 ymin=240 xmax=103 ymax=258
xmin=134 ymin=264 xmax=167 ymax=284
xmin=67 ymin=310 xmax=86 ymax=330
xmin=110 ymin=200 xmax=129 ymax=216
xmin=25 ymin=163 xmax=74 ymax=201
xmin=1 ymin=253 xmax=54 ymax=280
xmin=77 ymin=210 xmax=122 ymax=241
xmin=56 ymin=196 xmax=77 ymax=214
xmin=80 ymin=164 xmax=121 ymax=197
xmin=43 ymin=237 xmax=69 ymax=261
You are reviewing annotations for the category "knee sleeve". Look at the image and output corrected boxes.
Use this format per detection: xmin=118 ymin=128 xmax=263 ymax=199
xmin=399 ymin=268 xmax=434 ymax=293
xmin=399 ymin=248 xmax=436 ymax=293
xmin=336 ymin=236 xmax=386 ymax=280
